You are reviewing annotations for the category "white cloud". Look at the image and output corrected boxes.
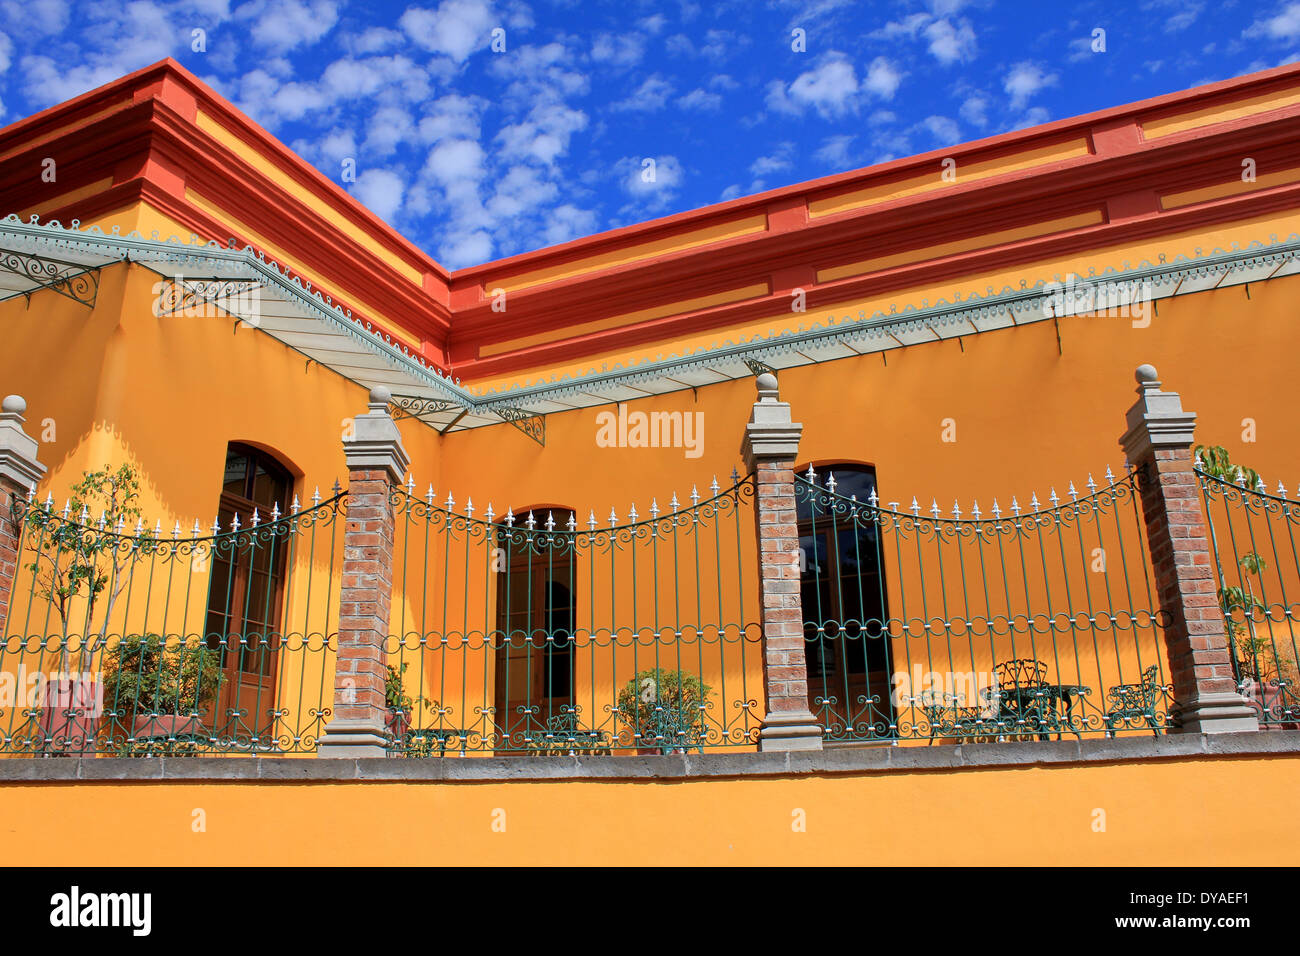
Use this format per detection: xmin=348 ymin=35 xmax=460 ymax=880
xmin=399 ymin=0 xmax=494 ymax=62
xmin=618 ymin=154 xmax=683 ymax=212
xmin=351 ymin=168 xmax=406 ymax=221
xmin=750 ymin=142 xmax=795 ymax=177
xmin=815 ymin=134 xmax=855 ymax=167
xmin=916 ymin=114 xmax=961 ymax=145
xmin=591 ymin=32 xmax=646 ymax=69
xmin=678 ymin=88 xmax=722 ymax=110
xmin=237 ymin=0 xmax=338 ymax=54
xmin=924 ymin=18 xmax=977 ymax=64
xmin=1245 ymin=2 xmax=1300 ymax=40
xmin=439 ymin=230 xmax=493 ymax=268
xmin=864 ymin=56 xmax=904 ymax=100
xmin=543 ymin=203 xmax=600 ymax=246
xmin=612 ymin=75 xmax=674 ymax=112
xmin=959 ymin=94 xmax=989 ymax=128
xmin=767 ymin=53 xmax=877 ymax=118
xmin=349 ymin=26 xmax=406 ymax=54
xmin=1003 ymin=61 xmax=1058 ymax=110
xmin=424 ymin=138 xmax=486 ymax=185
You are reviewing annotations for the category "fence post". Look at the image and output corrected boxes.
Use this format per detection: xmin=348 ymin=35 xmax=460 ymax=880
xmin=1119 ymin=364 xmax=1258 ymax=733
xmin=743 ymin=372 xmax=822 ymax=751
xmin=317 ymin=386 xmax=410 ymax=757
xmin=0 ymin=395 xmax=46 ymax=637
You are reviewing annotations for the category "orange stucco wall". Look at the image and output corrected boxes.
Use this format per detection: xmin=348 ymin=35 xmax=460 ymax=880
xmin=2 ymin=754 xmax=1298 ymax=864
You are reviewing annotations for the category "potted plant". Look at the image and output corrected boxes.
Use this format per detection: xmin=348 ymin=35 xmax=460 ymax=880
xmin=99 ymin=634 xmax=225 ymax=755
xmin=385 ymin=662 xmax=431 ymax=742
xmin=616 ymin=669 xmax=712 ymax=755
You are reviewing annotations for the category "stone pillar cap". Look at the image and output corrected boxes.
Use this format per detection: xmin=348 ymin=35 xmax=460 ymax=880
xmin=344 ymin=386 xmax=410 ymax=483
xmin=0 ymin=393 xmax=46 ymax=491
xmin=1119 ymin=362 xmax=1196 ymax=462
xmin=743 ymin=372 xmax=802 ymax=467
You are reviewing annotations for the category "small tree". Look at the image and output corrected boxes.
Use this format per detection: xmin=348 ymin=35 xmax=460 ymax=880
xmin=22 ymin=465 xmax=152 ymax=654
xmin=616 ymin=669 xmax=712 ymax=753
xmin=1194 ymin=445 xmax=1293 ymax=687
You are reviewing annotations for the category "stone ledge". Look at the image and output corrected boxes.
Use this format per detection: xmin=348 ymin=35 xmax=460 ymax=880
xmin=0 ymin=731 xmax=1296 ymax=783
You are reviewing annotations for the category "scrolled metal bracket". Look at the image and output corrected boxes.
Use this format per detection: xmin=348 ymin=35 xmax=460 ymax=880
xmin=0 ymin=250 xmax=100 ymax=309
xmin=494 ymin=404 xmax=546 ymax=446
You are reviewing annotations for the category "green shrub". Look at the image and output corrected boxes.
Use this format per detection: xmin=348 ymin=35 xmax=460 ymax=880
xmin=616 ymin=669 xmax=712 ymax=752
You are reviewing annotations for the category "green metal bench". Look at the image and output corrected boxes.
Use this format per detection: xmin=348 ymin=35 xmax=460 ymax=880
xmin=1104 ymin=665 xmax=1165 ymax=736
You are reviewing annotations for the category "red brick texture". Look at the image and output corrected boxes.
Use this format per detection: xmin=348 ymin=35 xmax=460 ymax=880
xmin=753 ymin=459 xmax=812 ymax=718
xmin=1136 ymin=448 xmax=1239 ymax=714
xmin=333 ymin=469 xmax=394 ymax=727
xmin=0 ymin=478 xmax=27 ymax=637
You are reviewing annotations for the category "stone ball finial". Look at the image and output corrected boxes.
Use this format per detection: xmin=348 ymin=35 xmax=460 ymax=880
xmin=1135 ymin=364 xmax=1159 ymax=385
xmin=2 ymin=395 xmax=26 ymax=415
xmin=369 ymin=385 xmax=392 ymax=407
xmin=755 ymin=372 xmax=779 ymax=398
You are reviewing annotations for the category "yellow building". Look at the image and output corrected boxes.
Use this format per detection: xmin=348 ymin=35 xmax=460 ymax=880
xmin=0 ymin=59 xmax=1298 ymax=864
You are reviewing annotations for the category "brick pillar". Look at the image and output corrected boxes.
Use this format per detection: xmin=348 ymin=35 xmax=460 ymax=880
xmin=743 ymin=372 xmax=822 ymax=751
xmin=0 ymin=395 xmax=46 ymax=636
xmin=1119 ymin=364 xmax=1258 ymax=733
xmin=317 ymin=386 xmax=410 ymax=757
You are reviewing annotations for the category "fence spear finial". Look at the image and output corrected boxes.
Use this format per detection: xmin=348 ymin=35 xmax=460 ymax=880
xmin=291 ymin=494 xmax=300 ymax=515
xmin=1105 ymin=465 xmax=1115 ymax=485
xmin=709 ymin=476 xmax=719 ymax=495
xmin=1235 ymin=467 xmax=1246 ymax=487
xmin=485 ymin=502 xmax=495 ymax=522
xmin=172 ymin=520 xmax=181 ymax=538
xmin=868 ymin=487 xmax=878 ymax=507
xmin=587 ymin=509 xmax=597 ymax=531
xmin=690 ymin=485 xmax=700 ymax=506
xmin=909 ymin=497 xmax=920 ymax=515
xmin=952 ymin=500 xmax=962 ymax=519
xmin=650 ymin=498 xmax=660 ymax=519
xmin=1011 ymin=497 xmax=1021 ymax=516
xmin=192 ymin=519 xmax=202 ymax=538
xmin=312 ymin=486 xmax=321 ymax=506
xmin=544 ymin=510 xmax=553 ymax=531
xmin=525 ymin=509 xmax=535 ymax=530
xmin=1068 ymin=481 xmax=1078 ymax=501
xmin=505 ymin=508 xmax=514 ymax=527
xmin=929 ymin=498 xmax=940 ymax=518
xmin=971 ymin=500 xmax=981 ymax=520
xmin=406 ymin=473 xmax=415 ymax=495
xmin=608 ymin=507 xmax=617 ymax=527
xmin=566 ymin=513 xmax=575 ymax=532
xmin=251 ymin=508 xmax=260 ymax=527
xmin=425 ymin=483 xmax=434 ymax=504
xmin=466 ymin=497 xmax=475 ymax=518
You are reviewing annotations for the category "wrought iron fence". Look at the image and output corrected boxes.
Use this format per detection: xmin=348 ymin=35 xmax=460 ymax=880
xmin=794 ymin=467 xmax=1173 ymax=744
xmin=0 ymin=490 xmax=345 ymax=755
xmin=384 ymin=475 xmax=763 ymax=755
xmin=1198 ymin=467 xmax=1300 ymax=728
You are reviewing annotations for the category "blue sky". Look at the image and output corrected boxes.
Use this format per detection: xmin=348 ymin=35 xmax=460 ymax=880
xmin=3 ymin=0 xmax=1299 ymax=269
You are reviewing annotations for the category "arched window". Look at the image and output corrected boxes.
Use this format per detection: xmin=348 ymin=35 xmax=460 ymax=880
xmin=493 ymin=509 xmax=577 ymax=744
xmin=796 ymin=463 xmax=893 ymax=730
xmin=204 ymin=443 xmax=293 ymax=738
